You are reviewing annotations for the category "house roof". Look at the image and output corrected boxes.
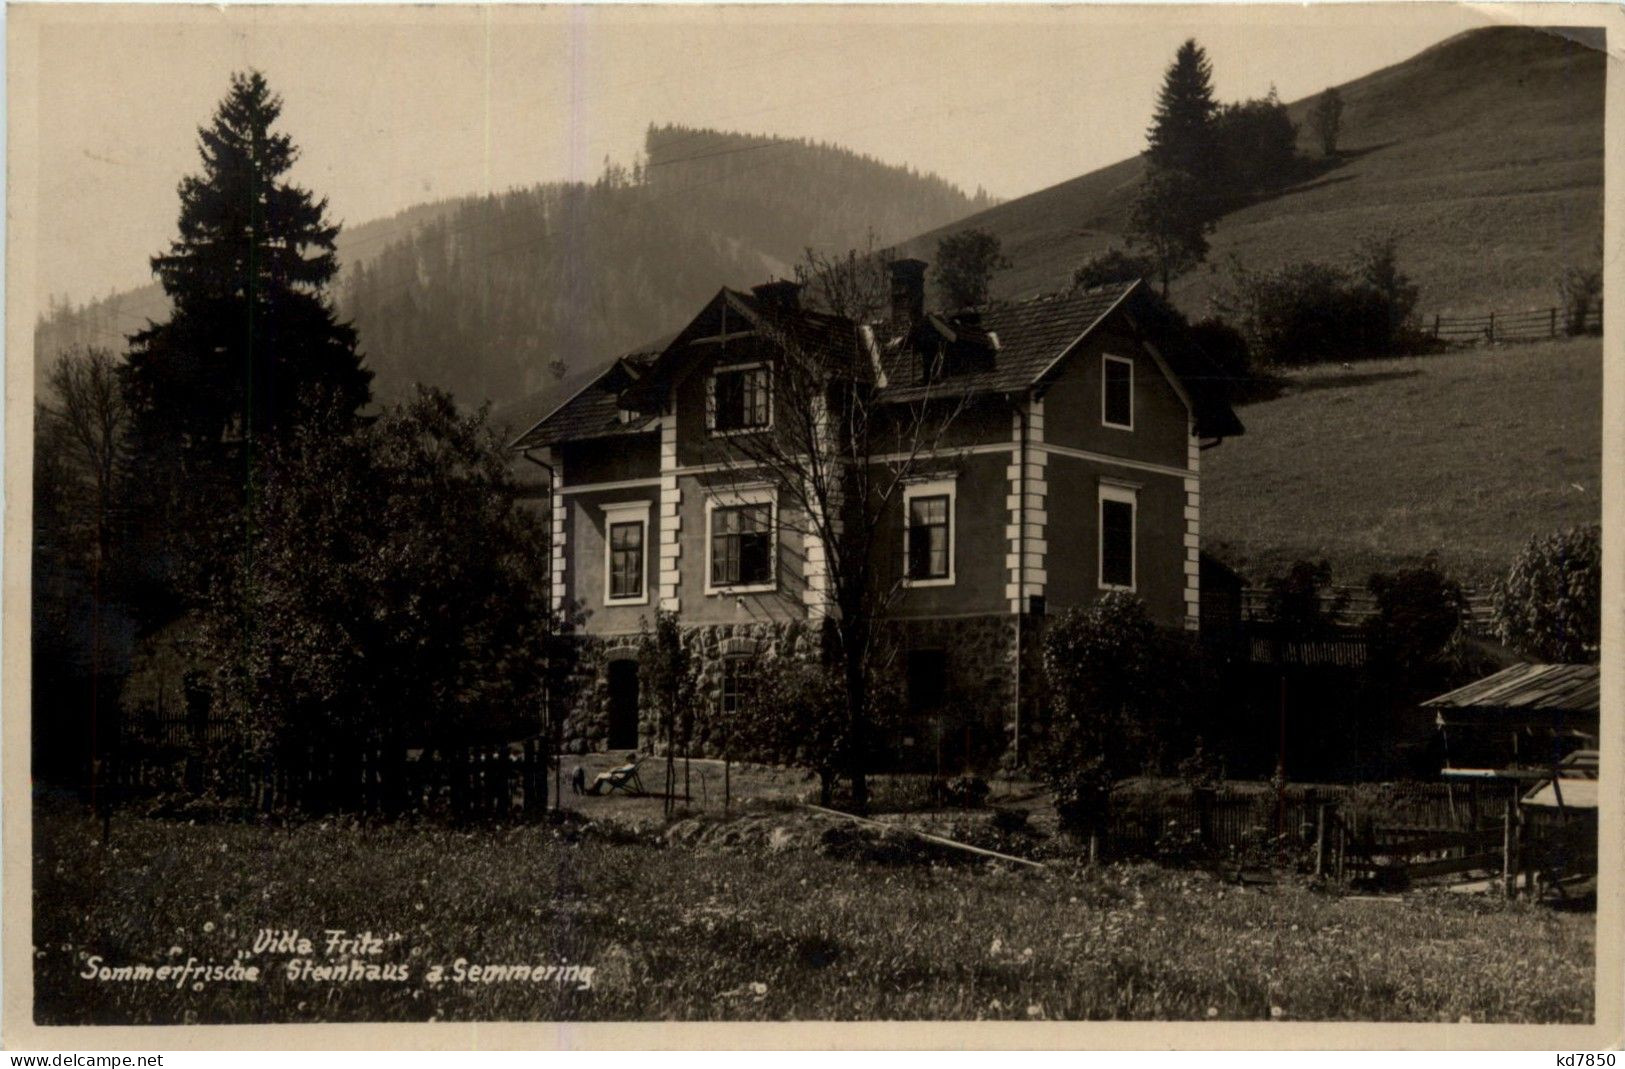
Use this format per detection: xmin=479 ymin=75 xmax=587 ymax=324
xmin=874 ymin=281 xmax=1245 ymax=438
xmin=1423 ymin=663 xmax=1600 ymax=729
xmin=513 ymin=275 xmax=1245 ymax=449
xmin=508 ymin=351 xmax=661 ymax=450
xmin=876 ymin=284 xmax=1132 ymax=400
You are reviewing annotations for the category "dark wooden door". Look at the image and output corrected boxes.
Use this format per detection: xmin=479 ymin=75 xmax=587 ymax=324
xmin=607 ymin=660 xmax=640 ymax=751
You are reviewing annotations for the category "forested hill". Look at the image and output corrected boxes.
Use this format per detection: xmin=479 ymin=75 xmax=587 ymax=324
xmin=34 ymin=125 xmax=992 ymax=414
xmin=343 ymin=126 xmax=992 ymax=411
xmin=30 ymin=198 xmax=459 ymax=398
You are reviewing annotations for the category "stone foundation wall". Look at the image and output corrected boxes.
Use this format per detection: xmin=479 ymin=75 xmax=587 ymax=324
xmin=562 ymin=614 xmax=1046 ymax=771
xmin=562 ymin=621 xmax=820 ymax=756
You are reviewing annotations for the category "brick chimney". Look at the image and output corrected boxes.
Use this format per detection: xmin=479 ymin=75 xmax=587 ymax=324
xmin=751 ymin=279 xmax=802 ymax=312
xmin=889 ymin=258 xmax=928 ymax=326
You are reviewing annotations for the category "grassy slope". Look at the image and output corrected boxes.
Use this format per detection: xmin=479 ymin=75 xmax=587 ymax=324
xmin=900 ymin=26 xmax=1603 ymax=317
xmin=34 ymin=801 xmax=1592 ymax=1024
xmin=1202 ymin=336 xmax=1602 ymax=584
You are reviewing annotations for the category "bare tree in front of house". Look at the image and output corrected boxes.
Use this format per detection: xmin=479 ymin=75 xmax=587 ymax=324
xmin=701 ymin=249 xmax=972 ymax=813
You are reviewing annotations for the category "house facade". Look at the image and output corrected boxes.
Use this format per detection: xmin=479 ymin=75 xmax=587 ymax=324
xmin=511 ymin=261 xmax=1242 ymax=768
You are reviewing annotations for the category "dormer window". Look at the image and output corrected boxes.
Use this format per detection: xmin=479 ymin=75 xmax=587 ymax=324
xmin=708 ymin=362 xmax=771 ymax=434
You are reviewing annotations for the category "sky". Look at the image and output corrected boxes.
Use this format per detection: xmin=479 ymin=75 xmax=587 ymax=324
xmin=18 ymin=3 xmax=1502 ymax=308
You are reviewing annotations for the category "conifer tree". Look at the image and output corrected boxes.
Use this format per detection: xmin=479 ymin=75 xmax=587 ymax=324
xmin=124 ymin=70 xmax=371 ymax=459
xmin=1145 ymin=39 xmax=1219 ymax=177
xmin=120 ymin=70 xmax=372 ymax=613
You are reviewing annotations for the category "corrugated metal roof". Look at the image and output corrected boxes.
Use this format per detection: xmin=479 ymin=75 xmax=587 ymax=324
xmin=1423 ymin=663 xmax=1599 ymax=715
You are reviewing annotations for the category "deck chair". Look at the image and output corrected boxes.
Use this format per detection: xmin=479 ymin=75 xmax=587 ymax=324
xmin=585 ymin=756 xmax=644 ymax=796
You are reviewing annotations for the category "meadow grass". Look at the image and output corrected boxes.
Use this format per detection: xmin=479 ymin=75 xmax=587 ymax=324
xmin=1202 ymin=336 xmax=1601 ymax=584
xmin=34 ymin=796 xmax=1593 ymax=1025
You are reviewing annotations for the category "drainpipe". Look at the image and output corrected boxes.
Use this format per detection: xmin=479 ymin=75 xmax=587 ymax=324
xmin=522 ymin=447 xmax=563 ymax=807
xmin=521 ymin=449 xmax=556 ymax=610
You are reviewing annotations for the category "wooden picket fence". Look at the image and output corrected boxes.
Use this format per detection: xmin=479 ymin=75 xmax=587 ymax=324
xmin=1105 ymin=781 xmax=1480 ymax=861
xmin=102 ymin=739 xmax=554 ymax=820
xmin=1240 ymin=586 xmax=1496 ymax=635
xmin=1427 ymin=304 xmax=1602 ymax=345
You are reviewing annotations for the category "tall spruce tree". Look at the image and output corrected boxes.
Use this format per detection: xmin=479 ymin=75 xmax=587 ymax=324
xmin=125 ymin=71 xmax=371 ymax=459
xmin=121 ymin=71 xmax=371 ymax=614
xmin=1145 ymin=39 xmax=1219 ymax=177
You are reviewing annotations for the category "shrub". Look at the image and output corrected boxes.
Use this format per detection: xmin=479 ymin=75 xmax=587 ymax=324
xmin=1039 ymin=594 xmax=1210 ymax=836
xmin=1363 ymin=559 xmax=1468 ymax=675
xmin=1215 ymin=239 xmax=1422 ymax=366
xmin=1212 ymin=91 xmax=1299 ymax=203
xmin=1072 ymin=248 xmax=1156 ymax=291
xmin=933 ymin=227 xmax=1010 ymax=309
xmin=1263 ymin=559 xmax=1346 ymax=638
xmin=1187 ymin=315 xmax=1271 ymax=402
xmin=736 ymin=657 xmax=850 ymax=805
xmin=1491 ymin=525 xmax=1601 ymax=663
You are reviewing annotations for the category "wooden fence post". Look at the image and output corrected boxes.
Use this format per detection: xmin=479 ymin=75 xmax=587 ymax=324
xmin=1487 ymin=311 xmax=1495 ymax=343
xmin=1501 ymin=803 xmax=1514 ymax=896
xmin=1432 ymin=314 xmax=1441 ymax=338
xmin=1549 ymin=307 xmax=1558 ymax=338
xmin=1510 ymin=809 xmax=1524 ymax=899
xmin=1314 ymin=803 xmax=1327 ymax=877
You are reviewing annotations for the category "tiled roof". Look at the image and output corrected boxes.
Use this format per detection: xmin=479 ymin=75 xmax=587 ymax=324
xmin=509 ymin=352 xmax=660 ymax=449
xmin=721 ymin=288 xmax=869 ymax=376
xmin=514 ymin=277 xmax=1245 ymax=448
xmin=875 ymin=281 xmax=1244 ymax=439
xmin=876 ymin=283 xmax=1135 ymax=402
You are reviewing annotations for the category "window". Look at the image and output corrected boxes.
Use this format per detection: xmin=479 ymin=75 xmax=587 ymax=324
xmin=719 ymin=656 xmax=750 ymax=717
xmin=601 ymin=502 xmax=650 ymax=605
xmin=1099 ymin=482 xmax=1137 ymax=590
xmin=710 ymin=363 xmax=771 ymax=433
xmin=908 ymin=496 xmax=950 ymax=580
xmin=1102 ymin=353 xmax=1134 ymax=430
xmin=707 ymin=489 xmax=776 ymax=592
xmin=902 ymin=478 xmax=956 ymax=587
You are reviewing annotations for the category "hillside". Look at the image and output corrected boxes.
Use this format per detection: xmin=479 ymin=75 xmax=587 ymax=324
xmin=30 ymin=198 xmax=461 ymax=397
xmin=1202 ymin=336 xmax=1602 ymax=586
xmin=34 ymin=126 xmax=992 ymax=413
xmin=898 ymin=25 xmax=1603 ymax=319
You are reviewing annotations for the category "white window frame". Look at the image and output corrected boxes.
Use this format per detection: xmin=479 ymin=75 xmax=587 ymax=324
xmin=706 ymin=360 xmax=773 ymax=437
xmin=1098 ymin=480 xmax=1138 ymax=592
xmin=902 ymin=477 xmax=957 ymax=588
xmin=601 ymin=501 xmax=651 ymax=606
xmin=1102 ymin=353 xmax=1135 ymax=431
xmin=704 ymin=485 xmax=778 ymax=595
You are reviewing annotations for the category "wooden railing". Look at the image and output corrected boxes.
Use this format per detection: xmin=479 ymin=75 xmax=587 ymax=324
xmin=1239 ymin=587 xmax=1497 ymax=634
xmin=1426 ymin=304 xmax=1602 ymax=344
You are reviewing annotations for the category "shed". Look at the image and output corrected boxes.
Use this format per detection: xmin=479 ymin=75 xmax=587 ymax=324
xmin=1521 ymin=748 xmax=1599 ymax=811
xmin=1424 ymin=662 xmax=1599 ymax=771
